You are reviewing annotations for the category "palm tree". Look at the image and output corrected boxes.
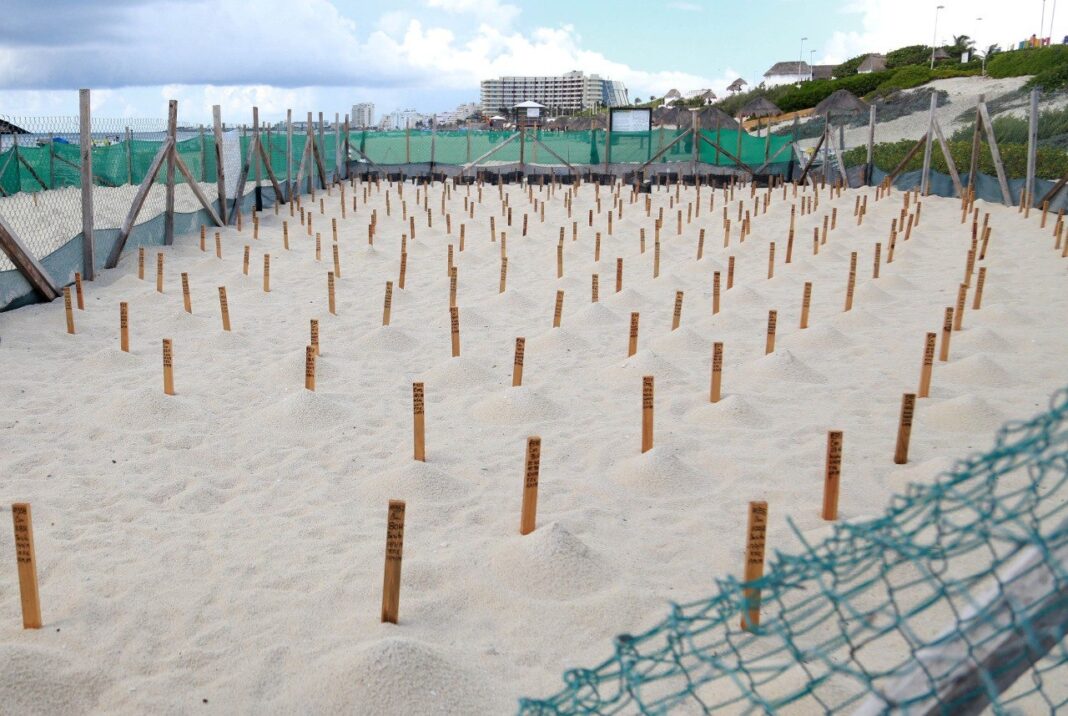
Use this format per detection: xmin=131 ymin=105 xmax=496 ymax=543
xmin=985 ymin=43 xmax=1001 ymax=58
xmin=633 ymin=97 xmax=643 ymax=105
xmin=951 ymin=34 xmax=977 ymax=57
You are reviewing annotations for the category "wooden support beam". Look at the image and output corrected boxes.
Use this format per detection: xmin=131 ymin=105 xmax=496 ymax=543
xmin=212 ymin=105 xmax=228 ymax=224
xmin=461 ymin=133 xmax=520 ymax=174
xmin=16 ymin=154 xmax=48 ymax=190
xmin=104 ymin=137 xmax=173 ymax=268
xmin=638 ymin=128 xmax=692 ymax=172
xmin=1025 ymin=88 xmax=1039 ymax=210
xmin=79 ymin=88 xmax=96 ymax=279
xmin=931 ymin=118 xmax=964 ymax=198
xmin=172 ymin=150 xmax=224 ymax=226
xmin=51 ymin=152 xmax=118 ymax=187
xmin=797 ymin=130 xmax=827 ymax=185
xmin=920 ymin=93 xmax=936 ymax=196
xmin=532 ymin=137 xmax=577 ymax=173
xmin=1039 ymin=170 xmax=1068 ymax=205
xmin=967 ymin=96 xmax=983 ymax=198
xmin=697 ymin=131 xmax=757 ymax=175
xmin=866 ymin=104 xmax=876 ymax=185
xmin=231 ymin=133 xmax=258 ymax=222
xmin=977 ymin=101 xmax=1012 ymax=205
xmin=255 ymin=135 xmax=287 ymax=203
xmin=164 ymin=99 xmax=177 ymax=245
xmin=755 ymin=140 xmax=793 ymax=175
xmin=885 ymin=134 xmax=929 ymax=186
xmin=252 ymin=107 xmax=263 ymax=212
xmin=0 ymin=214 xmax=60 ymax=301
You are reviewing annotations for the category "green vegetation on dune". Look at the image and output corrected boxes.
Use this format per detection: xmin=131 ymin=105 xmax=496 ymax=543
xmin=841 ymin=138 xmax=1068 ymax=180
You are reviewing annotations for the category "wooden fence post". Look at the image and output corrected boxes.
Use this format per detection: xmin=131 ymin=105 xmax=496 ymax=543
xmin=79 ymin=89 xmax=95 ymax=279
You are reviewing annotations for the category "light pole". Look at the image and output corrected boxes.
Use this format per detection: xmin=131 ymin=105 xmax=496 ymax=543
xmin=977 ymin=17 xmax=986 ymax=75
xmin=809 ymin=49 xmax=816 ymax=79
xmin=930 ymin=5 xmax=944 ymax=69
xmin=799 ymin=37 xmax=808 ymax=84
xmin=1041 ymin=0 xmax=1047 ymax=41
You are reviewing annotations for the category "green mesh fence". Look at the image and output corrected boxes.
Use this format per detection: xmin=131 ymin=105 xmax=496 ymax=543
xmin=519 ymin=387 xmax=1068 ymax=714
xmin=344 ymin=129 xmax=792 ymax=168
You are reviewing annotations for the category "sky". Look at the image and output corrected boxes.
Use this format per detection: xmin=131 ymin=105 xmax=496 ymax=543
xmin=0 ymin=0 xmax=1061 ymax=124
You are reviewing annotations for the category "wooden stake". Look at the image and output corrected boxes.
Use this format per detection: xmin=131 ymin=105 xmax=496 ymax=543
xmin=741 ymin=501 xmax=768 ymax=631
xmin=591 ymin=274 xmax=599 ymax=302
xmin=283 ymin=221 xmax=289 ymax=250
xmin=11 ymin=503 xmax=42 ymax=629
xmin=118 ymin=301 xmax=130 ymax=352
xmin=844 ymin=252 xmax=857 ymax=311
xmin=767 ymin=242 xmax=775 ymax=279
xmin=138 ymin=247 xmax=145 ymax=279
xmin=953 ymin=283 xmax=967 ymax=331
xmin=63 ymin=287 xmax=75 ymax=334
xmin=765 ymin=310 xmax=777 ymax=354
xmin=800 ymin=282 xmax=812 ymax=329
xmin=641 ymin=375 xmax=654 ymax=453
xmin=74 ymin=272 xmax=84 ymax=310
xmin=305 ymin=344 xmax=316 ymax=391
xmin=499 ymin=256 xmax=508 ymax=294
xmin=162 ymin=338 xmax=175 ymax=395
xmin=412 ymin=382 xmax=426 ymax=462
xmin=243 ymin=245 xmax=250 ymax=275
xmin=218 ymin=287 xmax=231 ymax=331
xmin=873 ymin=243 xmax=881 ymax=278
xmin=513 ymin=337 xmax=525 ymax=387
xmin=615 ymin=258 xmax=623 ymax=293
xmin=519 ymin=437 xmax=541 ymax=535
xmin=380 ymin=499 xmax=405 ymax=624
xmin=628 ymin=312 xmax=639 ymax=357
xmin=181 ymin=272 xmax=192 ymax=313
xmin=822 ymin=431 xmax=843 ymax=520
xmin=710 ymin=341 xmax=723 ymax=403
xmin=328 ymin=271 xmax=336 ymax=315
xmin=310 ymin=319 xmax=320 ymax=356
xmin=552 ymin=290 xmax=564 ymax=328
xmin=972 ymin=267 xmax=987 ymax=310
xmin=727 ymin=256 xmax=735 ymax=289
xmin=893 ymin=393 xmax=916 ymax=464
xmin=939 ymin=307 xmax=953 ymax=362
xmin=215 ymin=232 xmax=222 ymax=259
xmin=918 ymin=332 xmax=936 ymax=398
xmin=382 ymin=281 xmax=393 ymax=326
xmin=156 ymin=252 xmax=164 ymax=293
xmin=450 ymin=306 xmax=461 ymax=356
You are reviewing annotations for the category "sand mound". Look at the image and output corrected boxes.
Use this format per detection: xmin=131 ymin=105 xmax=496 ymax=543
xmin=470 ymin=387 xmax=565 ymax=424
xmin=420 ymin=355 xmax=497 ymax=389
xmin=855 ymin=282 xmax=894 ymax=304
xmin=492 ymin=290 xmax=537 ymax=313
xmin=739 ymin=349 xmax=827 ymax=384
xmin=613 ymin=349 xmax=687 ymax=382
xmin=921 ymin=394 xmax=1007 ymax=433
xmin=723 ymin=285 xmax=766 ymax=309
xmin=652 ymin=326 xmax=710 ymax=354
xmin=569 ymin=301 xmax=620 ymax=328
xmin=0 ymin=644 xmax=108 ymax=714
xmin=834 ymin=307 xmax=883 ymax=331
xmin=878 ymin=274 xmax=917 ymax=291
xmin=297 ymin=638 xmax=505 ymax=715
xmin=260 ymin=389 xmax=357 ymax=431
xmin=686 ymin=394 xmax=770 ymax=428
xmin=788 ymin=324 xmax=853 ymax=352
xmin=936 ymin=354 xmax=1016 ymax=388
xmin=612 ymin=449 xmax=706 ymax=494
xmin=528 ymin=327 xmax=590 ymax=352
xmin=492 ymin=522 xmax=613 ymax=598
xmin=980 ymin=304 xmax=1035 ymax=326
xmin=359 ymin=326 xmax=419 ymax=353
xmin=104 ymin=386 xmax=199 ymax=430
xmin=363 ymin=460 xmax=472 ymax=503
xmin=957 ymin=326 xmax=1012 ymax=353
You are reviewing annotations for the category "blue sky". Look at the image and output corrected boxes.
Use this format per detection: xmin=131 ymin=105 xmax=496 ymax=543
xmin=0 ymin=0 xmax=1058 ymax=123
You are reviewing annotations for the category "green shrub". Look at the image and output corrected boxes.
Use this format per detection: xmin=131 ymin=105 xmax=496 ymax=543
xmin=876 ymin=66 xmax=932 ymax=94
xmin=950 ymin=105 xmax=1068 ymax=146
xmin=841 ymin=138 xmax=1068 ymax=180
xmin=833 ymin=54 xmax=869 ymax=77
xmin=1027 ymin=62 xmax=1068 ymax=92
xmin=987 ymin=45 xmax=1068 ymax=78
xmin=886 ymin=45 xmax=932 ymax=68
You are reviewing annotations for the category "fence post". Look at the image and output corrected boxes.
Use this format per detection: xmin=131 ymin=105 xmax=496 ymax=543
xmin=252 ymin=107 xmax=262 ymax=211
xmin=164 ymin=99 xmax=177 ymax=245
xmin=211 ymin=105 xmax=227 ymax=224
xmin=343 ymin=114 xmax=350 ymax=180
xmin=920 ymin=93 xmax=936 ymax=196
xmin=1025 ymin=88 xmax=1039 ymax=210
xmin=866 ymin=104 xmax=876 ymax=185
xmin=690 ymin=109 xmax=698 ymax=179
xmin=79 ymin=88 xmax=95 ymax=279
xmin=430 ymin=114 xmax=437 ymax=175
xmin=286 ymin=109 xmax=293 ymax=201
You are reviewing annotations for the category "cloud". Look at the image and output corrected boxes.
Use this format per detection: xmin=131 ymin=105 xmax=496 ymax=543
xmin=423 ymin=0 xmax=521 ymax=27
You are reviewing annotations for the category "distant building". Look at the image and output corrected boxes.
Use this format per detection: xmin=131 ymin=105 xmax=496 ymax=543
xmin=380 ymin=109 xmax=424 ymax=131
xmin=351 ymin=103 xmax=375 ymax=128
xmin=857 ymin=54 xmax=887 ymax=74
xmin=480 ymin=70 xmax=629 ymax=113
xmin=763 ymin=61 xmax=812 ymax=87
xmin=663 ymin=88 xmax=683 ymax=104
xmin=811 ymin=65 xmax=836 ymax=81
xmin=685 ymin=88 xmax=718 ymax=105
xmin=726 ymin=78 xmax=748 ymax=93
xmin=437 ymin=102 xmax=482 ymax=125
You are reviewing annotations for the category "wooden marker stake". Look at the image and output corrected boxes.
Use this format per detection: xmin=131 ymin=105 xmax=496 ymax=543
xmin=918 ymin=332 xmax=936 ymax=398
xmin=305 ymin=344 xmax=316 ymax=391
xmin=243 ymin=245 xmax=250 ymax=275
xmin=822 ymin=431 xmax=843 ymax=520
xmin=218 ymin=287 xmax=231 ymax=331
xmin=263 ymin=254 xmax=271 ymax=292
xmin=63 ymin=287 xmax=75 ymax=334
xmin=615 ymin=258 xmax=623 ymax=293
xmin=332 ymin=243 xmax=341 ymax=278
xmin=310 ymin=319 xmax=320 ymax=356
xmin=380 ymin=500 xmax=405 ymax=624
xmin=513 ymin=337 xmax=525 ymax=387
xmin=450 ymin=306 xmax=461 ymax=356
xmin=710 ymin=341 xmax=723 ymax=403
xmin=156 ymin=253 xmax=164 ymax=293
xmin=162 ymin=338 xmax=175 ymax=395
xmin=641 ymin=375 xmax=654 ymax=453
xmin=215 ymin=232 xmax=222 ymax=258
xmin=328 ymin=272 xmax=336 ymax=315
xmin=844 ymin=252 xmax=857 ymax=311
xmin=800 ymin=282 xmax=812 ymax=329
xmin=499 ymin=257 xmax=508 ymax=294
xmin=74 ymin=272 xmax=84 ymax=310
xmin=953 ymin=283 xmax=967 ymax=330
xmin=382 ymin=281 xmax=393 ymax=326
xmin=893 ymin=393 xmax=916 ymax=464
xmin=138 ymin=247 xmax=145 ymax=279
xmin=11 ymin=503 xmax=42 ymax=629
xmin=412 ymin=382 xmax=426 ymax=461
xmin=765 ymin=310 xmax=777 ymax=354
xmin=741 ymin=501 xmax=768 ymax=631
xmin=939 ymin=307 xmax=953 ymax=362
xmin=672 ymin=291 xmax=683 ymax=330
xmin=119 ymin=302 xmax=129 ymax=351
xmin=519 ymin=437 xmax=541 ymax=535
xmin=552 ymin=290 xmax=564 ymax=328
xmin=591 ymin=274 xmax=599 ymax=302
xmin=972 ymin=267 xmax=987 ymax=309
xmin=181 ymin=272 xmax=192 ymax=313
xmin=727 ymin=256 xmax=735 ymax=289
xmin=628 ymin=312 xmax=639 ymax=357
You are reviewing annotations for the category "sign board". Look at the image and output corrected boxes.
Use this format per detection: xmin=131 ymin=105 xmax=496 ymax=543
xmin=527 ymin=107 xmax=541 ymax=118
xmin=610 ymin=108 xmax=652 ymax=133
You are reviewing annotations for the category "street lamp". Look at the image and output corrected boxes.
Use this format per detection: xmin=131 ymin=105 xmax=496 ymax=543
xmin=930 ymin=5 xmax=945 ymax=69
xmin=977 ymin=17 xmax=986 ymax=75
xmin=809 ymin=49 xmax=816 ymax=80
xmin=799 ymin=36 xmax=808 ymax=83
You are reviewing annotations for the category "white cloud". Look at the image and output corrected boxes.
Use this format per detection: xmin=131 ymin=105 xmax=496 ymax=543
xmin=424 ymin=0 xmax=521 ymax=27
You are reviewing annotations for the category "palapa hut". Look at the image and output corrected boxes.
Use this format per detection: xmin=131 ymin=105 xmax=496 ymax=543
xmin=735 ymin=97 xmax=783 ymax=166
xmin=813 ymin=88 xmax=869 ymax=117
xmin=726 ymin=78 xmax=747 ymax=94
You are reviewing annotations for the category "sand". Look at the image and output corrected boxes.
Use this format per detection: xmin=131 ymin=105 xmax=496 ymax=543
xmin=1 ymin=177 xmax=1066 ymax=713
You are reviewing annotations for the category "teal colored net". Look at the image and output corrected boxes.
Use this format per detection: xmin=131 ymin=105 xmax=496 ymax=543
xmin=519 ymin=387 xmax=1068 ymax=714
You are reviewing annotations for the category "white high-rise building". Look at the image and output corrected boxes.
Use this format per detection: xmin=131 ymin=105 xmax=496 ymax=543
xmin=479 ymin=70 xmax=629 ymax=114
xmin=351 ymin=103 xmax=375 ymax=128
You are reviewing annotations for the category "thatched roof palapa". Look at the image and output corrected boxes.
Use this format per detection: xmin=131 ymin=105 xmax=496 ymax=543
xmin=737 ymin=97 xmax=782 ymax=119
xmin=813 ymin=89 xmax=870 ymax=117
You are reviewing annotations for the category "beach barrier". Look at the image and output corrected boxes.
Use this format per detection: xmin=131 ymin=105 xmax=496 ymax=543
xmin=519 ymin=387 xmax=1068 ymax=714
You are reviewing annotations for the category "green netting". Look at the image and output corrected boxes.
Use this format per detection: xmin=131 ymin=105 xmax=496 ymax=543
xmin=240 ymin=132 xmax=338 ymax=182
xmin=519 ymin=387 xmax=1068 ymax=714
xmin=342 ymin=129 xmax=791 ymax=168
xmin=0 ymin=134 xmax=216 ymax=194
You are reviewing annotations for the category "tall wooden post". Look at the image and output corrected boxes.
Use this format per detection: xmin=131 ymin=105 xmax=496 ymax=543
xmin=253 ymin=107 xmax=263 ymax=212
xmin=920 ymin=93 xmax=936 ymax=196
xmin=286 ymin=109 xmax=293 ymax=201
xmin=1025 ymin=89 xmax=1039 ymax=212
xmin=212 ymin=105 xmax=228 ymax=224
xmin=865 ymin=104 xmax=876 ymax=185
xmin=164 ymin=99 xmax=177 ymax=245
xmin=79 ymin=89 xmax=95 ymax=279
